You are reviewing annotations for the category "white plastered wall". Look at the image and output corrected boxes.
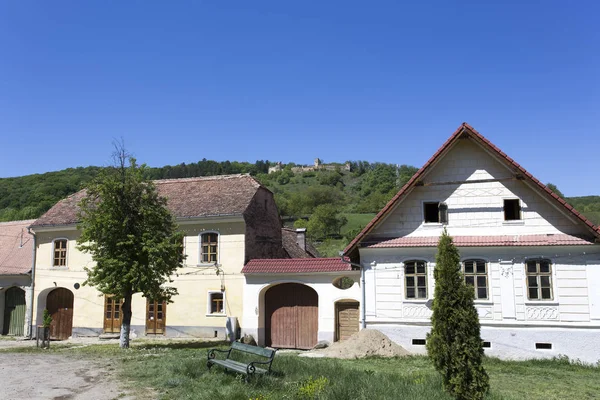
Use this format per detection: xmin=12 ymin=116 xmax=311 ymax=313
xmin=242 ymin=273 xmax=361 ymax=346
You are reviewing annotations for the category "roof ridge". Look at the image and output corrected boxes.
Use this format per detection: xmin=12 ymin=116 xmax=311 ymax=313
xmin=0 ymin=219 xmax=36 ymax=226
xmin=154 ymin=174 xmax=253 ymax=184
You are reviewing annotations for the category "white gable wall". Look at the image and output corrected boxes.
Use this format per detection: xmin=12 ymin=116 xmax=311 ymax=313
xmin=371 ymin=138 xmax=582 ymax=239
xmin=357 ymin=136 xmax=600 ymax=363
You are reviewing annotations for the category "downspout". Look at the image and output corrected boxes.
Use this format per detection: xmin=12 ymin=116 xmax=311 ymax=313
xmin=26 ymin=227 xmax=37 ymax=339
xmin=340 ymin=255 xmax=367 ymax=329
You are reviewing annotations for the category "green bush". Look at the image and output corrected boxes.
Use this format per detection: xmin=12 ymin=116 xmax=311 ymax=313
xmin=427 ymin=230 xmax=489 ymax=400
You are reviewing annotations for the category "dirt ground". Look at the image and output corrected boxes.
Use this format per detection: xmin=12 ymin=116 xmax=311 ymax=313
xmin=0 ymin=353 xmax=132 ymax=400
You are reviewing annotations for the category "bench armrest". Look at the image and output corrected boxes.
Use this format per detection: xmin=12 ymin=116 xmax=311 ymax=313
xmin=248 ymin=357 xmax=276 ymax=373
xmin=207 ymin=348 xmax=232 ymax=360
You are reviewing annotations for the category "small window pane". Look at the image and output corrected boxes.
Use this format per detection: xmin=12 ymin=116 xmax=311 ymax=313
xmin=416 ymin=264 xmax=425 ymax=274
xmin=476 ymin=262 xmax=486 ymax=274
xmin=464 ymin=261 xmax=474 ymax=274
xmin=465 ymin=276 xmax=475 ymax=286
xmin=406 ymin=287 xmax=415 ymax=299
xmin=417 ymin=288 xmax=427 ymax=298
xmin=417 ymin=276 xmax=426 ymax=287
xmin=477 ymin=288 xmax=487 ymax=299
xmin=541 ymin=288 xmax=552 ymax=300
xmin=106 ymin=311 xmax=112 ymax=319
xmin=406 ymin=276 xmax=415 ymax=287
xmin=529 ymin=288 xmax=539 ymax=299
xmin=528 ymin=276 xmax=538 ymax=287
xmin=405 ymin=265 xmax=415 ymax=274
xmin=477 ymin=276 xmax=487 ymax=287
xmin=540 ymin=261 xmax=550 ymax=273
xmin=527 ymin=262 xmax=537 ymax=273
xmin=540 ymin=276 xmax=551 ymax=287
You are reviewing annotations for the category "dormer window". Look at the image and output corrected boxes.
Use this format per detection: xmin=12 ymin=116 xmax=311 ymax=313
xmin=53 ymin=239 xmax=67 ymax=267
xmin=424 ymin=202 xmax=448 ymax=224
xmin=504 ymin=199 xmax=521 ymax=221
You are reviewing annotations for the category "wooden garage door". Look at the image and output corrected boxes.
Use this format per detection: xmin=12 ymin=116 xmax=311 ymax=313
xmin=2 ymin=287 xmax=26 ymax=336
xmin=47 ymin=288 xmax=74 ymax=340
xmin=335 ymin=301 xmax=359 ymax=342
xmin=265 ymin=283 xmax=318 ymax=350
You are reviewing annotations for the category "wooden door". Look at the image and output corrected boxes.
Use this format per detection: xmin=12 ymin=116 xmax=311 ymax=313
xmin=265 ymin=283 xmax=318 ymax=349
xmin=146 ymin=300 xmax=166 ymax=334
xmin=335 ymin=301 xmax=359 ymax=342
xmin=103 ymin=296 xmax=123 ymax=333
xmin=2 ymin=287 xmax=26 ymax=336
xmin=47 ymin=288 xmax=74 ymax=340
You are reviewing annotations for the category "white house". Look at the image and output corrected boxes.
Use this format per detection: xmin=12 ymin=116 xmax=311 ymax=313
xmin=344 ymin=123 xmax=600 ymax=363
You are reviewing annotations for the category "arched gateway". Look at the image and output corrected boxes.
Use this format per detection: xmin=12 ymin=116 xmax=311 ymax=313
xmin=265 ymin=283 xmax=318 ymax=349
xmin=46 ymin=288 xmax=74 ymax=340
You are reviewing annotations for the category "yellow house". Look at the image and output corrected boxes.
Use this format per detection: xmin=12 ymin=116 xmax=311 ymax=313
xmin=29 ymin=174 xmax=288 ymax=339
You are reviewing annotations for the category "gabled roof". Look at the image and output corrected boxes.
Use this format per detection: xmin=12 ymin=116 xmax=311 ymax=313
xmin=242 ymin=257 xmax=351 ymax=274
xmin=0 ymin=219 xmax=35 ymax=275
xmin=344 ymin=123 xmax=600 ymax=255
xmin=31 ymin=174 xmax=263 ymax=228
xmin=281 ymin=228 xmax=320 ymax=258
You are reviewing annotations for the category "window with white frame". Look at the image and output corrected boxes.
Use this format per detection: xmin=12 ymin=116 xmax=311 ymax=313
xmin=463 ymin=259 xmax=488 ymax=300
xmin=53 ymin=239 xmax=68 ymax=267
xmin=405 ymin=260 xmax=427 ymax=299
xmin=526 ymin=259 xmax=553 ymax=300
xmin=200 ymin=232 xmax=219 ymax=263
xmin=208 ymin=291 xmax=225 ymax=314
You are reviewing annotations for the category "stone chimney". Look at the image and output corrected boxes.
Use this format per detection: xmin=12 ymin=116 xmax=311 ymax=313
xmin=295 ymin=228 xmax=307 ymax=251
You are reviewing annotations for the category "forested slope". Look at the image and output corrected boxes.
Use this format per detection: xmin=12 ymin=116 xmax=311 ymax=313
xmin=1 ymin=160 xmax=598 ymax=241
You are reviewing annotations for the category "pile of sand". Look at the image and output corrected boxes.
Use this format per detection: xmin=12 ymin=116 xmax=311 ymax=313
xmin=302 ymin=329 xmax=410 ymax=359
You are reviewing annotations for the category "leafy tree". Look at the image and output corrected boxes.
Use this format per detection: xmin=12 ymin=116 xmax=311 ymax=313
xmin=77 ymin=147 xmax=185 ymax=348
xmin=306 ymin=204 xmax=347 ymax=239
xmin=546 ymin=183 xmax=565 ymax=199
xmin=427 ymin=230 xmax=489 ymax=400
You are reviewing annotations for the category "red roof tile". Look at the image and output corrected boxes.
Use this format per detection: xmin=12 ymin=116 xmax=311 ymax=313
xmin=242 ymin=258 xmax=352 ymax=274
xmin=32 ymin=174 xmax=263 ymax=227
xmin=366 ymin=234 xmax=595 ymax=248
xmin=344 ymin=123 xmax=600 ymax=255
xmin=0 ymin=220 xmax=35 ymax=275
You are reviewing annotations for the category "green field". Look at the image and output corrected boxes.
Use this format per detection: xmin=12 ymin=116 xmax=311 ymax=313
xmin=3 ymin=341 xmax=599 ymax=400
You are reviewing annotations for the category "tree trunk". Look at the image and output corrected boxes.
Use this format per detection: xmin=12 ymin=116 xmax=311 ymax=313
xmin=120 ymin=293 xmax=133 ymax=349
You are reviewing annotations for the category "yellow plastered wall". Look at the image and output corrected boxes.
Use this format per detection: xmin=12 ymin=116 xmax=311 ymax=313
xmin=33 ymin=219 xmax=247 ymax=336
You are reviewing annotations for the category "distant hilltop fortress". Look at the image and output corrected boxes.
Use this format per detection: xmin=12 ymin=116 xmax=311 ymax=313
xmin=268 ymin=158 xmax=351 ymax=174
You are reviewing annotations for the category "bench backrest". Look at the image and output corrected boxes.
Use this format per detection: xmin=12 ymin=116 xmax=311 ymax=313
xmin=231 ymin=342 xmax=275 ymax=359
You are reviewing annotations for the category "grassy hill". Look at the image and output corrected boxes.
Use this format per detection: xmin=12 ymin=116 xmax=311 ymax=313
xmin=1 ymin=161 xmax=598 ymax=257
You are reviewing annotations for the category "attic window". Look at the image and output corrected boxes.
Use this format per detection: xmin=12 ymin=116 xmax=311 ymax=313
xmin=424 ymin=202 xmax=448 ymax=224
xmin=504 ymin=199 xmax=521 ymax=221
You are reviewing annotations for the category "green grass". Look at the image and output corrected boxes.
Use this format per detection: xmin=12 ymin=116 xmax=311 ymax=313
xmin=3 ymin=341 xmax=599 ymax=399
xmin=340 ymin=213 xmax=376 ymax=234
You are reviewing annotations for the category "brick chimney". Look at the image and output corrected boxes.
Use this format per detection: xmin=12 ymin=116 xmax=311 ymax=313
xmin=295 ymin=228 xmax=307 ymax=251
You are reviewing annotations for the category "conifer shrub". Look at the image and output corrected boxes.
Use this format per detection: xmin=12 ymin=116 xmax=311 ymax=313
xmin=426 ymin=230 xmax=489 ymax=400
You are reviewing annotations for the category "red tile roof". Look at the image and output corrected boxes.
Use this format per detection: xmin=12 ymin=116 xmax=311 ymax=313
xmin=0 ymin=220 xmax=35 ymax=275
xmin=365 ymin=234 xmax=595 ymax=249
xmin=242 ymin=258 xmax=352 ymax=274
xmin=344 ymin=123 xmax=600 ymax=255
xmin=32 ymin=174 xmax=263 ymax=227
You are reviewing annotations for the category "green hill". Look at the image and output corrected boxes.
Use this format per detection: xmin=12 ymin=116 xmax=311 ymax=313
xmin=1 ymin=160 xmax=598 ymax=257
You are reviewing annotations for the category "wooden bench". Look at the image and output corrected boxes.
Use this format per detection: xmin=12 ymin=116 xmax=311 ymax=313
xmin=206 ymin=342 xmax=276 ymax=382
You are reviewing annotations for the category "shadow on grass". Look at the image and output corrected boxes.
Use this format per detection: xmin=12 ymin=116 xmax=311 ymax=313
xmin=134 ymin=340 xmax=230 ymax=350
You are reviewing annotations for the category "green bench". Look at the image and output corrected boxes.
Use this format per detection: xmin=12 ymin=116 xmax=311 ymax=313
xmin=206 ymin=342 xmax=277 ymax=382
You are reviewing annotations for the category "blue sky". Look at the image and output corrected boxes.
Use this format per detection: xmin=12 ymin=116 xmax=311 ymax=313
xmin=0 ymin=1 xmax=598 ymax=196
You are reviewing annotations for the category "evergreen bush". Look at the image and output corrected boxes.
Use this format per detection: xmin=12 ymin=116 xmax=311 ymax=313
xmin=426 ymin=230 xmax=489 ymax=400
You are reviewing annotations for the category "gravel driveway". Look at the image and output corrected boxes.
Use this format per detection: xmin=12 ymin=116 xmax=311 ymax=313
xmin=0 ymin=353 xmax=132 ymax=400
